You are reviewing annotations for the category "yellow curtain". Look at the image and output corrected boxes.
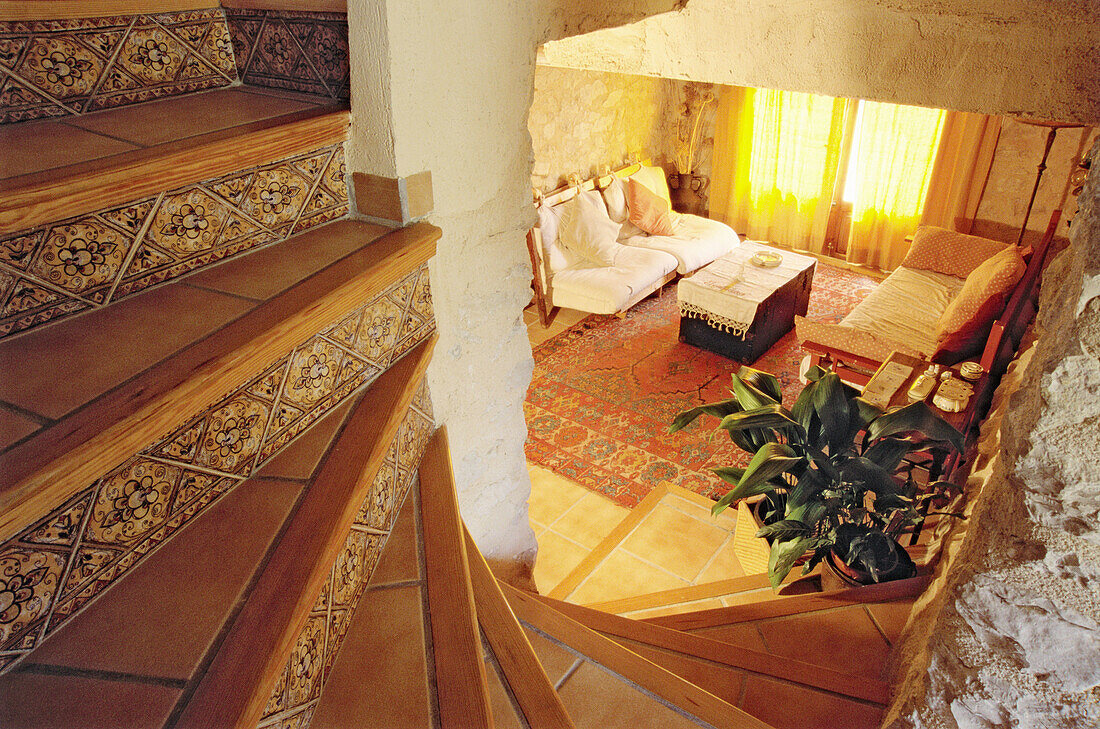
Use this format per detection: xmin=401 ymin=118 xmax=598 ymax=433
xmin=711 ymin=86 xmax=846 ymax=253
xmin=845 ymin=101 xmax=946 ymax=270
xmin=919 ymin=110 xmax=1002 ymax=233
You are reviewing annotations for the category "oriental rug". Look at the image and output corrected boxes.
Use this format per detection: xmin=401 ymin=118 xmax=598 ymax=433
xmin=524 ymin=261 xmax=879 ymax=508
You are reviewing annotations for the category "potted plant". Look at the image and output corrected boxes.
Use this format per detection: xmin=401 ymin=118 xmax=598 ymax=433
xmin=671 ymin=364 xmax=964 ymax=590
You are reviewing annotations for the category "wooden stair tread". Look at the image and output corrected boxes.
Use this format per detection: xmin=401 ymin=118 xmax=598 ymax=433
xmin=0 ymin=219 xmax=439 ymax=546
xmin=502 ymin=582 xmax=772 ymax=729
xmin=0 ymin=92 xmax=349 ymax=234
xmin=174 ymin=338 xmax=434 ymax=728
xmin=310 ymin=485 xmax=436 ymax=729
xmin=418 ymin=428 xmax=494 ymax=729
xmin=529 ymin=592 xmax=889 ymax=705
xmin=0 ymin=87 xmax=341 ymax=185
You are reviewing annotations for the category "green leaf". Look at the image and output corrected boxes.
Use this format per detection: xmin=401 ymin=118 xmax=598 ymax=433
xmin=710 ymin=466 xmax=747 ymax=485
xmin=756 ymin=519 xmax=812 ymax=541
xmin=732 ymin=442 xmax=802 ymax=500
xmin=768 ymin=536 xmax=811 ymax=590
xmin=839 ymin=457 xmax=904 ymax=498
xmin=866 ymin=402 xmax=964 ymax=454
xmin=863 ymin=437 xmax=919 ymax=472
xmin=718 ymin=406 xmax=805 ymax=441
xmin=811 ymin=373 xmax=852 ymax=455
xmin=731 ymin=369 xmax=780 ymax=409
xmin=790 ymin=379 xmax=822 ymax=446
xmin=853 ymin=397 xmax=884 ymax=429
xmin=670 ymin=398 xmax=745 ymax=433
xmin=738 ymin=366 xmax=784 ymax=403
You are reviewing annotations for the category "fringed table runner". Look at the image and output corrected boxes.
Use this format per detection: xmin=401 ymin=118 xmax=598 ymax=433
xmin=677 ymin=241 xmax=817 ymax=338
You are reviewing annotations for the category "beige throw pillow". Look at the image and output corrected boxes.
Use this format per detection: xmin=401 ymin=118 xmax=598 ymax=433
xmin=558 ymin=189 xmax=622 ymax=267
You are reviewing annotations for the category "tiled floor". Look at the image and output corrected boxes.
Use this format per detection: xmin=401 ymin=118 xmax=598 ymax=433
xmin=525 ymin=303 xmax=749 ymax=607
xmin=528 ymin=464 xmax=747 ymax=604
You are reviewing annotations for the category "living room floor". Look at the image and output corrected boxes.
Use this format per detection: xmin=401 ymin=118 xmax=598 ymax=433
xmin=524 ymin=305 xmax=748 ymax=601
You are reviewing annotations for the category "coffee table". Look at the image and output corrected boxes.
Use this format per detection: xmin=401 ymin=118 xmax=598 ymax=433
xmin=677 ymin=242 xmax=816 ymax=363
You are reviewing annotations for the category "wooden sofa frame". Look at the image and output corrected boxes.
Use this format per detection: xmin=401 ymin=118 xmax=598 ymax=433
xmin=526 ymin=163 xmax=676 ymax=328
xmin=803 ymin=212 xmax=1061 ymax=436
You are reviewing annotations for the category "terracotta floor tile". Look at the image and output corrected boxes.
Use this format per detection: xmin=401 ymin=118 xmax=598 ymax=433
xmin=527 ymin=464 xmax=589 ymax=526
xmin=484 ymin=656 xmax=525 ymax=729
xmin=0 ymin=119 xmax=139 ymax=179
xmin=0 ymin=283 xmax=254 ymax=419
xmin=694 ymin=536 xmax=747 ymax=584
xmin=184 ymin=219 xmax=387 ymax=301
xmin=550 ymin=492 xmax=630 ymax=550
xmin=756 ymin=606 xmax=891 ymax=679
xmin=369 ymin=486 xmax=421 ymax=586
xmin=739 ymin=674 xmax=883 ymax=729
xmin=532 ymin=530 xmax=590 ymax=595
xmin=557 ymin=660 xmax=701 ymax=729
xmin=523 ymin=627 xmax=580 ymax=685
xmin=866 ymin=600 xmax=916 ymax=644
xmin=29 ymin=477 xmax=304 ymax=680
xmin=568 ymin=550 xmax=688 ymax=605
xmin=310 ymin=585 xmax=433 ymax=729
xmin=256 ymin=394 xmax=359 ymax=480
xmin=65 ymin=87 xmax=325 ymax=147
xmin=0 ymin=407 xmax=41 ymax=452
xmin=663 ymin=491 xmax=737 ymax=530
xmin=0 ymin=670 xmax=180 ymax=729
xmin=619 ymin=503 xmax=730 ymax=582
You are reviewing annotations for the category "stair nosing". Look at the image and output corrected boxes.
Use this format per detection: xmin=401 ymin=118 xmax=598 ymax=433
xmin=0 ymin=220 xmax=440 ymax=544
xmin=0 ymin=106 xmax=351 ymax=234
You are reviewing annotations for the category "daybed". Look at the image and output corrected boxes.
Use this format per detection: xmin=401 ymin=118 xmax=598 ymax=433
xmin=527 ymin=163 xmax=739 ymax=325
xmin=797 ymin=219 xmax=1057 ymax=399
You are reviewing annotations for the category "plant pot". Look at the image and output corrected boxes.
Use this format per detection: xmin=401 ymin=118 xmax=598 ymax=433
xmin=821 ymin=549 xmax=873 ymax=592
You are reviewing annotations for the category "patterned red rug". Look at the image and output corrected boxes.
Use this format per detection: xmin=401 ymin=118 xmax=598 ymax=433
xmin=524 ymin=261 xmax=879 ymax=508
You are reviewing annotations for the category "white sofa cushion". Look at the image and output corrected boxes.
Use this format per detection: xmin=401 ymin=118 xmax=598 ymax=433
xmin=557 ymin=189 xmax=621 ymax=266
xmin=601 ymin=177 xmax=629 ymax=224
xmin=550 ymin=246 xmax=678 ymax=314
xmin=841 ymin=266 xmax=965 ymax=357
xmin=620 ymin=213 xmax=739 ymax=274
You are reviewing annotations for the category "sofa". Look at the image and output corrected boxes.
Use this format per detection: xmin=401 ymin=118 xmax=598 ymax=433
xmin=796 ymin=224 xmax=1054 ymax=387
xmin=527 ymin=163 xmax=739 ymax=324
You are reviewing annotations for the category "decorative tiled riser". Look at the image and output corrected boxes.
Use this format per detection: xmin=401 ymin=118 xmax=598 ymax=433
xmin=0 ymin=143 xmax=349 ymax=339
xmin=0 ymin=9 xmax=237 ymax=124
xmin=225 ymin=9 xmax=349 ymax=101
xmin=0 ymin=264 xmax=435 ymax=671
xmin=258 ymin=385 xmax=434 ymax=729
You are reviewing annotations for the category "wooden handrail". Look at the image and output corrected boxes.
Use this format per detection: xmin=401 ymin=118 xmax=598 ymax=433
xmin=174 ymin=337 xmax=435 ymax=729
xmin=501 ymin=582 xmax=774 ymax=729
xmin=0 ymin=109 xmax=348 ymax=235
xmin=419 ymin=428 xmax=494 ymax=729
xmin=644 ymin=575 xmax=931 ymax=631
xmin=464 ymin=527 xmax=574 ymax=729
xmin=530 ymin=592 xmax=890 ymax=705
xmin=0 ymin=221 xmax=439 ymax=544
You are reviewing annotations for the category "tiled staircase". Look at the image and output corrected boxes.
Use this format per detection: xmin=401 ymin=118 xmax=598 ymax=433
xmin=1 ymin=4 xmax=931 ymax=728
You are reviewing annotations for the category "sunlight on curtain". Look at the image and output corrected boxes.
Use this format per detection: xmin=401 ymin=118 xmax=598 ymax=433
xmin=710 ymin=87 xmax=845 ymax=252
xmin=846 ymin=101 xmax=946 ymax=270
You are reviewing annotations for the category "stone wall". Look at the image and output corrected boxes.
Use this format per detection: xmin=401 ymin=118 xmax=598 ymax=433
xmin=886 ymin=140 xmax=1100 ymax=729
xmin=527 ymin=65 xmax=717 ymax=194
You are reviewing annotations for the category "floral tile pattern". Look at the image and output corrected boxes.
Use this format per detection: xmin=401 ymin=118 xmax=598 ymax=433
xmin=0 ymin=143 xmax=348 ymax=339
xmin=258 ymin=378 xmax=434 ymax=729
xmin=225 ymin=9 xmax=348 ymax=101
xmin=0 ymin=9 xmax=236 ymax=124
xmin=0 ymin=265 xmax=435 ymax=669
